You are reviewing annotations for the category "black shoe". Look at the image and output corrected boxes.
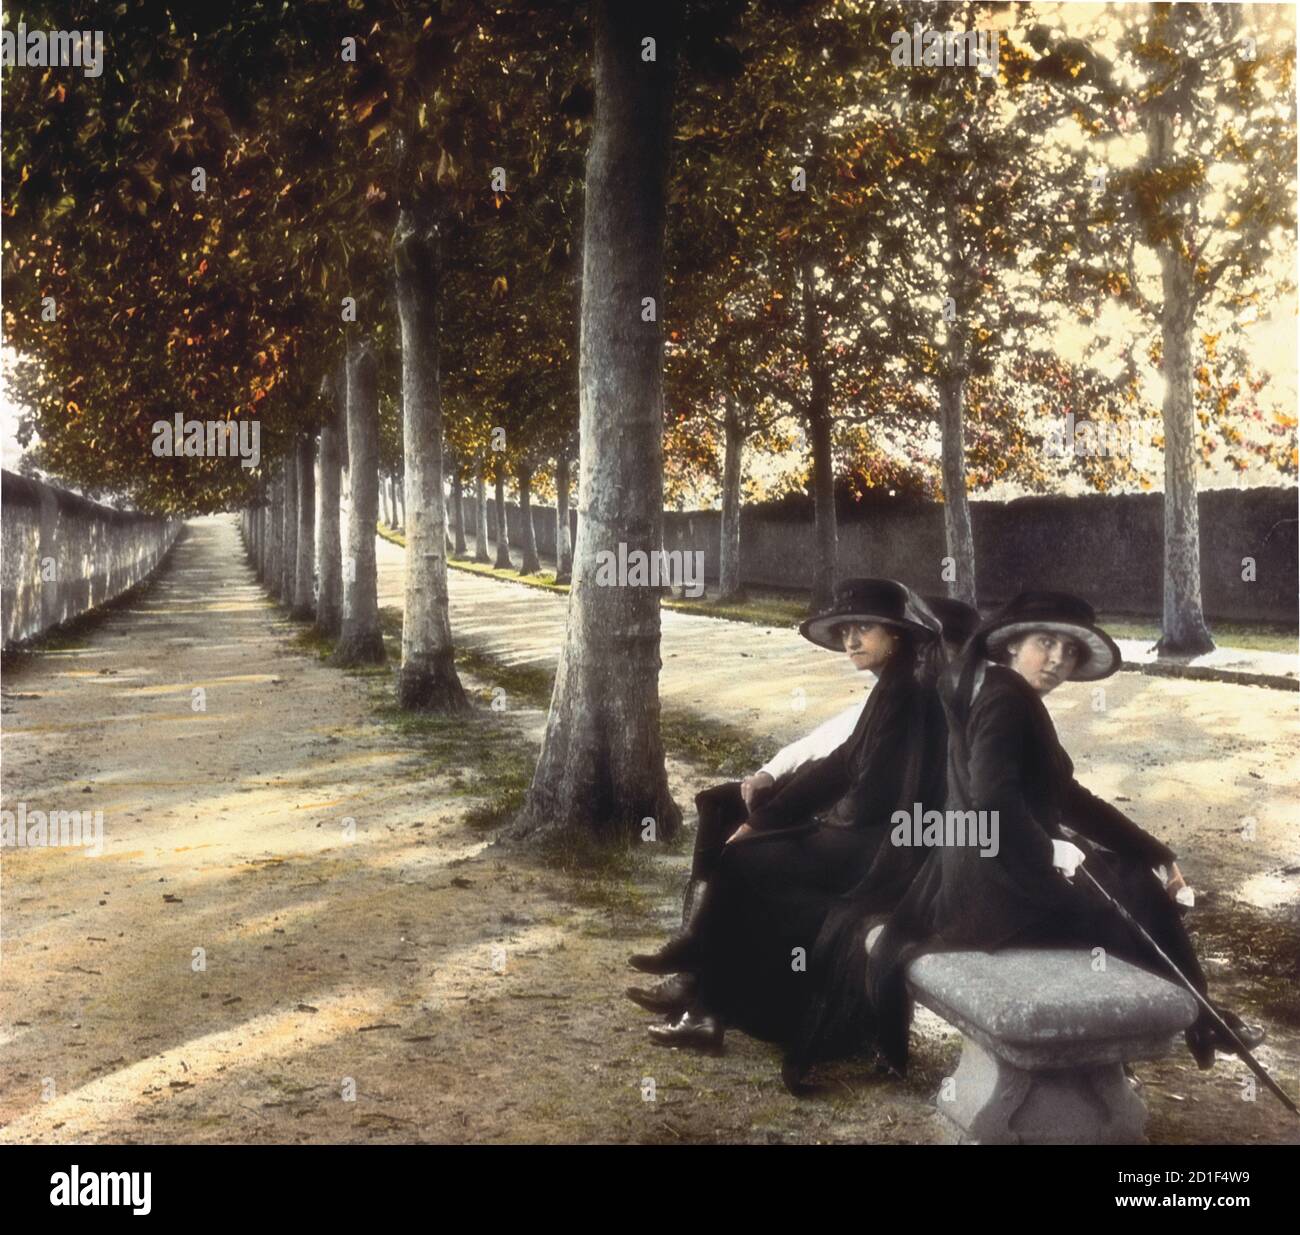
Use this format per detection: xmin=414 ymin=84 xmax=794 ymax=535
xmin=626 ymin=973 xmax=697 ymax=1016
xmin=628 ymin=880 xmax=711 ymax=974
xmin=627 ymin=934 xmax=698 ymax=974
xmin=1186 ymin=1009 xmax=1266 ymax=1069
xmin=1211 ymin=1008 xmax=1266 ymax=1051
xmin=647 ymin=1010 xmax=724 ymax=1054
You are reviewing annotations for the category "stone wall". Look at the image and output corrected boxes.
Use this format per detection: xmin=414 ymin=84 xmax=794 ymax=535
xmin=476 ymin=485 xmax=1297 ymax=622
xmin=2 ymin=470 xmax=183 ymax=648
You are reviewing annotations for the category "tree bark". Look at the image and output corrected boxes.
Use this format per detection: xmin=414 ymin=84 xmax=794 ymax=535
xmin=801 ymin=259 xmax=837 ymax=613
xmin=316 ymin=374 xmax=345 ymax=637
xmin=391 ymin=205 xmax=469 ymax=711
xmin=1150 ymin=107 xmax=1215 ymax=655
xmin=280 ymin=454 xmax=298 ymax=605
xmin=514 ymin=0 xmax=681 ymax=843
xmin=266 ymin=473 xmax=283 ymax=598
xmin=938 ymin=370 xmax=978 ymax=606
xmin=292 ymin=435 xmax=316 ymax=619
xmin=449 ymin=458 xmax=467 ymax=557
xmin=493 ymin=471 xmax=512 ymax=569
xmin=719 ymin=393 xmax=744 ymax=600
xmin=517 ymin=459 xmax=542 ymax=575
xmin=332 ymin=340 xmax=387 ymax=666
xmin=554 ymin=450 xmax=573 ymax=584
xmin=473 ymin=460 xmax=492 ymax=563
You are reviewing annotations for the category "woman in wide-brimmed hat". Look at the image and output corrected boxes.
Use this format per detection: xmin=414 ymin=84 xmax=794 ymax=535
xmin=625 ymin=584 xmax=976 ymax=1026
xmin=626 ymin=579 xmax=953 ymax=1081
xmin=869 ymin=591 xmax=1264 ymax=1074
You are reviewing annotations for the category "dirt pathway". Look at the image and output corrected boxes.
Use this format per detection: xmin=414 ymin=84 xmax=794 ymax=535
xmin=1 ymin=516 xmax=1296 ymax=1144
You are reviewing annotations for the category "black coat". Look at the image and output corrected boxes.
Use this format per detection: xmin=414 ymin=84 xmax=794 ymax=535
xmin=869 ymin=662 xmax=1191 ymax=1072
xmin=696 ymin=656 xmax=949 ymax=1064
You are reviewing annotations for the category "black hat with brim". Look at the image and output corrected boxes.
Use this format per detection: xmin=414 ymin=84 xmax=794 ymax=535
xmin=974 ymin=591 xmax=1121 ymax=682
xmin=800 ymin=578 xmax=940 ymax=652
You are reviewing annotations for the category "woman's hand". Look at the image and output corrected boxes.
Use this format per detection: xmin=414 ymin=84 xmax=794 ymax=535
xmin=740 ymin=772 xmax=774 ymax=810
xmin=726 ymin=823 xmax=755 ymax=845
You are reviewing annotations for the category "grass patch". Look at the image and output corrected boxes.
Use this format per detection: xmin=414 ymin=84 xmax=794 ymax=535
xmin=292 ymin=626 xmax=336 ymax=660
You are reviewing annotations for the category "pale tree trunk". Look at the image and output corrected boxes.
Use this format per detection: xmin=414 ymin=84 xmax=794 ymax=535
xmin=938 ymin=371 xmax=977 ymax=605
xmin=517 ymin=459 xmax=542 ymax=575
xmin=493 ymin=471 xmax=512 ymax=569
xmin=719 ymin=393 xmax=743 ymax=600
xmin=280 ymin=455 xmax=298 ymax=604
xmin=449 ymin=458 xmax=467 ymax=557
xmin=292 ymin=436 xmax=316 ymax=619
xmin=514 ymin=0 xmax=681 ymax=842
xmin=801 ymin=259 xmax=837 ymax=613
xmin=381 ymin=473 xmax=394 ymax=528
xmin=473 ymin=460 xmax=492 ymax=563
xmin=266 ymin=473 xmax=283 ymax=598
xmin=395 ymin=471 xmax=405 ymax=532
xmin=1150 ymin=107 xmax=1214 ymax=655
xmin=555 ymin=450 xmax=573 ymax=584
xmin=392 ymin=205 xmax=469 ymax=711
xmin=938 ymin=187 xmax=978 ymax=606
xmin=332 ymin=340 xmax=387 ymax=666
xmin=316 ymin=373 xmax=345 ymax=637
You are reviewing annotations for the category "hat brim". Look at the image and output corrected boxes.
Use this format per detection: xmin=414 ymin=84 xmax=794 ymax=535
xmin=799 ymin=611 xmax=935 ymax=653
xmin=984 ymin=621 xmax=1121 ymax=681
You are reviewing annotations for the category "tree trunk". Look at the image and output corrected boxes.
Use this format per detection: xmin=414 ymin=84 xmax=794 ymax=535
xmin=266 ymin=474 xmax=283 ymax=597
xmin=514 ymin=0 xmax=681 ymax=843
xmin=395 ymin=471 xmax=405 ymax=532
xmin=1150 ymin=109 xmax=1214 ymax=655
xmin=292 ymin=435 xmax=316 ymax=619
xmin=392 ymin=205 xmax=469 ymax=711
xmin=316 ymin=375 xmax=345 ymax=637
xmin=332 ymin=340 xmax=387 ymax=666
xmin=449 ymin=458 xmax=467 ymax=558
xmin=938 ymin=370 xmax=977 ymax=606
xmin=555 ymin=451 xmax=573 ymax=584
xmin=801 ymin=259 xmax=837 ymax=613
xmin=493 ymin=471 xmax=512 ymax=569
xmin=719 ymin=394 xmax=743 ymax=601
xmin=473 ymin=460 xmax=492 ymax=563
xmin=280 ymin=454 xmax=298 ymax=605
xmin=517 ymin=460 xmax=542 ymax=575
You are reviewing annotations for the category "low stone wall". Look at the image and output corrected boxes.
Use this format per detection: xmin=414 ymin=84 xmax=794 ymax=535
xmin=2 ymin=470 xmax=182 ymax=648
xmin=476 ymin=485 xmax=1297 ymax=623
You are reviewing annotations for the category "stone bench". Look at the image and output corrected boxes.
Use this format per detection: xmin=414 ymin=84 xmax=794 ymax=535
xmin=866 ymin=927 xmax=1198 ymax=1144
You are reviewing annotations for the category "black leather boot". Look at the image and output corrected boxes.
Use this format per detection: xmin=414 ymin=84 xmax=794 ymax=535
xmin=627 ymin=879 xmax=710 ymax=974
xmin=625 ymin=972 xmax=697 ymax=1016
xmin=647 ymin=1009 xmax=724 ymax=1054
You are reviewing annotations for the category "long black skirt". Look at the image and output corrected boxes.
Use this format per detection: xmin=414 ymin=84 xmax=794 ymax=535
xmin=690 ymin=811 xmax=885 ymax=1046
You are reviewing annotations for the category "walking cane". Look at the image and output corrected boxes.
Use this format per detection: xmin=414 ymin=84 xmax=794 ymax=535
xmin=1077 ymin=865 xmax=1299 ymax=1118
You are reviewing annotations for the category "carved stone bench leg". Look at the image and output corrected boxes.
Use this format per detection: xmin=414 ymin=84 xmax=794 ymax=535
xmin=936 ymin=1036 xmax=1148 ymax=1145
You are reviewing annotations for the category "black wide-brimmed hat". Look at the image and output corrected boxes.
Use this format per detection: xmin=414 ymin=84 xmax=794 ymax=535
xmin=800 ymin=578 xmax=940 ymax=652
xmin=923 ymin=595 xmax=981 ymax=648
xmin=974 ymin=591 xmax=1121 ymax=682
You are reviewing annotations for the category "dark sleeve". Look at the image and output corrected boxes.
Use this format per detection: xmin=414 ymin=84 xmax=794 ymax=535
xmin=747 ymin=742 xmax=851 ymax=832
xmin=1062 ymin=780 xmax=1176 ymax=866
xmin=967 ymin=686 xmax=1056 ymax=873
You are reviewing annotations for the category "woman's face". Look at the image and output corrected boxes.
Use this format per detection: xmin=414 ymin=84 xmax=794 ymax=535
xmin=1007 ymin=630 xmax=1083 ymax=694
xmin=838 ymin=621 xmax=900 ymax=673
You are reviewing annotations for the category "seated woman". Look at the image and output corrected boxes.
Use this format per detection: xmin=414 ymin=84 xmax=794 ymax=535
xmin=869 ymin=591 xmax=1264 ymax=1076
xmin=626 ymin=592 xmax=978 ymax=1020
xmin=626 ymin=579 xmax=952 ymax=1090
